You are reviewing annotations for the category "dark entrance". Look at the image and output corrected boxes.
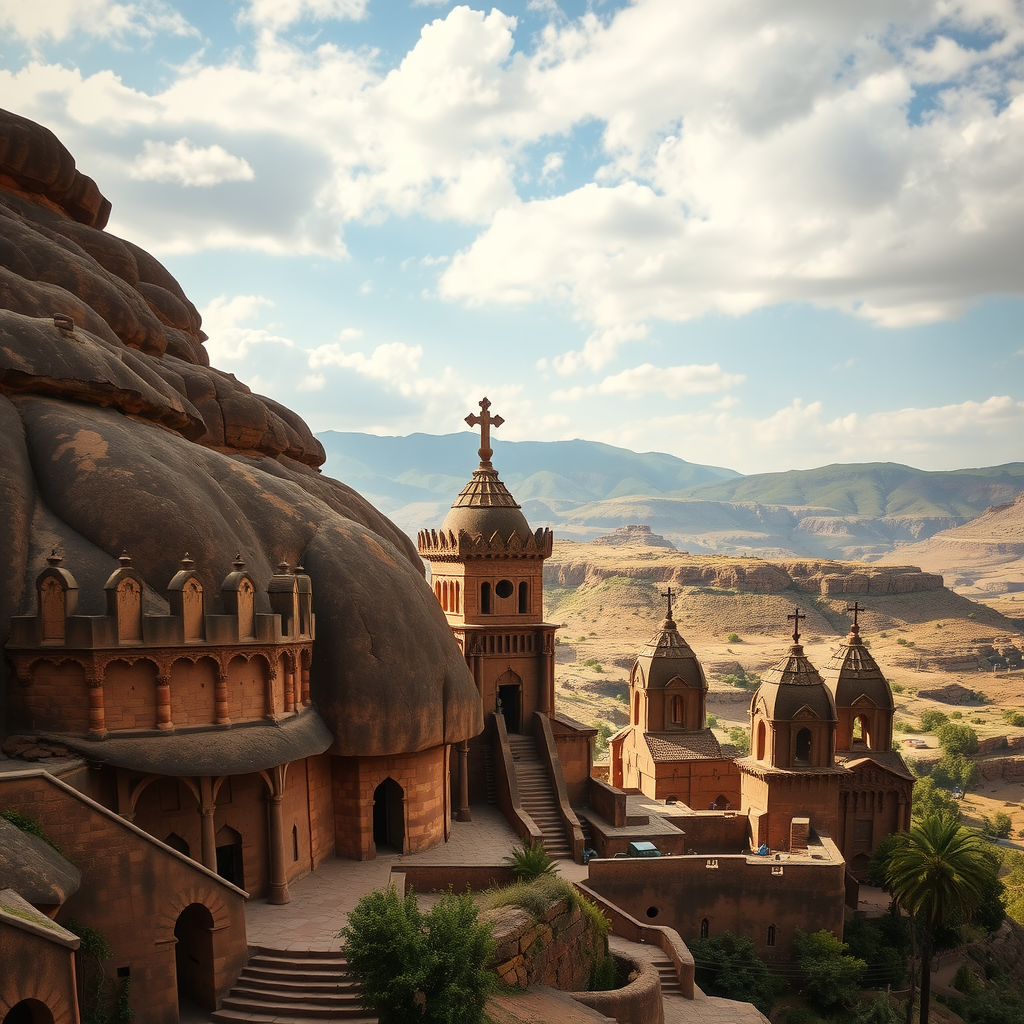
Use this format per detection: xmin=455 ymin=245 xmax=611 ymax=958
xmin=215 ymin=824 xmax=244 ymax=887
xmin=174 ymin=903 xmax=216 ymax=1012
xmin=2 ymin=1002 xmax=54 ymax=1024
xmin=372 ymin=777 xmax=405 ymax=853
xmin=498 ymin=683 xmax=521 ymax=733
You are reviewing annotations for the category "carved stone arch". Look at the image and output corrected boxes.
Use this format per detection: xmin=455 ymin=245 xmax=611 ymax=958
xmin=792 ymin=705 xmax=819 ymax=720
xmin=851 ymin=694 xmax=878 ymax=708
xmin=160 ymin=884 xmax=236 ymax=936
xmin=665 ymin=675 xmax=687 ymax=689
xmin=128 ymin=774 xmax=162 ymax=818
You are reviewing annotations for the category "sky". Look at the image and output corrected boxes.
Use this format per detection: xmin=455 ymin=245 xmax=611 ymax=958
xmin=1 ymin=0 xmax=1023 ymax=475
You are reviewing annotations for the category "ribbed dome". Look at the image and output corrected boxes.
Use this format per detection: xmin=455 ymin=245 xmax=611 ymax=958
xmin=821 ymin=624 xmax=894 ymax=712
xmin=635 ymin=615 xmax=707 ymax=690
xmin=754 ymin=643 xmax=837 ymax=723
xmin=440 ymin=466 xmax=533 ymax=542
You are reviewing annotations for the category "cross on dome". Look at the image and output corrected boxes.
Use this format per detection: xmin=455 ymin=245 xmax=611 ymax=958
xmin=788 ymin=606 xmax=806 ymax=645
xmin=847 ymin=601 xmax=864 ymax=634
xmin=661 ymin=585 xmax=675 ymax=621
xmin=465 ymin=397 xmax=504 ymax=466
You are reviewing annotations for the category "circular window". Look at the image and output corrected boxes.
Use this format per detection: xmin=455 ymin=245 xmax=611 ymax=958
xmin=495 ymin=579 xmax=514 ymax=599
xmin=646 ymin=906 xmax=659 ymax=919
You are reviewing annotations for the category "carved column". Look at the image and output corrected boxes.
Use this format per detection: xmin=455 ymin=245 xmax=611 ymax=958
xmin=300 ymin=655 xmax=310 ymax=706
xmin=456 ymin=740 xmax=472 ymax=822
xmin=283 ymin=654 xmax=295 ymax=714
xmin=266 ymin=765 xmax=291 ymax=904
xmin=86 ymin=671 xmax=107 ymax=740
xmin=214 ymin=664 xmax=230 ymax=726
xmin=265 ymin=665 xmax=278 ymax=721
xmin=156 ymin=672 xmax=173 ymax=731
xmin=199 ymin=776 xmax=217 ymax=872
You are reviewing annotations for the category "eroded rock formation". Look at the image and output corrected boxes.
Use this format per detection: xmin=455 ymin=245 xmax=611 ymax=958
xmin=0 ymin=108 xmax=482 ymax=754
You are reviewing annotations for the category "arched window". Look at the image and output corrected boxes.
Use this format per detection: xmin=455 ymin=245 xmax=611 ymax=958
xmin=292 ymin=824 xmax=299 ymax=861
xmin=672 ymin=695 xmax=683 ymax=724
xmin=454 ymin=581 xmax=460 ymax=612
xmin=700 ymin=918 xmax=709 ymax=939
xmin=756 ymin=721 xmax=767 ymax=760
xmin=766 ymin=925 xmax=776 ymax=947
xmin=434 ymin=580 xmax=441 ymax=602
xmin=481 ymin=582 xmax=491 ymax=614
xmin=853 ymin=715 xmax=869 ymax=747
xmin=633 ymin=692 xmax=641 ymax=725
xmin=795 ymin=728 xmax=812 ymax=765
xmin=442 ymin=580 xmax=449 ymax=611
xmin=518 ymin=581 xmax=529 ymax=614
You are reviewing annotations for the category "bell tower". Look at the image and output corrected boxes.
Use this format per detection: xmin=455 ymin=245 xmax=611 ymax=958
xmin=418 ymin=399 xmax=556 ymax=804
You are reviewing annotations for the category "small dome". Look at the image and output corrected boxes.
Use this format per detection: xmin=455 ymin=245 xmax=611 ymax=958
xmin=821 ymin=624 xmax=894 ymax=712
xmin=634 ymin=614 xmax=707 ymax=691
xmin=754 ymin=643 xmax=837 ymax=723
xmin=440 ymin=465 xmax=533 ymax=542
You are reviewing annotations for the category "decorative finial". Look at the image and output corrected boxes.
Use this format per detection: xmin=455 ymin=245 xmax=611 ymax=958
xmin=787 ymin=606 xmax=806 ymax=645
xmin=296 ymin=564 xmax=305 ymax=574
xmin=277 ymin=561 xmax=291 ymax=574
xmin=180 ymin=553 xmax=195 ymax=570
xmin=465 ymin=396 xmax=504 ymax=467
xmin=46 ymin=548 xmax=62 ymax=567
xmin=119 ymin=551 xmax=132 ymax=567
xmin=847 ymin=601 xmax=863 ymax=637
xmin=661 ymin=585 xmax=675 ymax=624
xmin=232 ymin=553 xmax=246 ymax=571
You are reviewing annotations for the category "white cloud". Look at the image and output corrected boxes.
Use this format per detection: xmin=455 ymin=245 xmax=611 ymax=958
xmin=0 ymin=0 xmax=194 ymax=44
xmin=553 ymin=362 xmax=744 ymax=401
xmin=338 ymin=327 xmax=363 ymax=340
xmin=307 ymin=341 xmax=424 ymax=384
xmin=128 ymin=139 xmax=255 ymax=187
xmin=297 ymin=373 xmax=327 ymax=391
xmin=199 ymin=295 xmax=294 ymax=362
xmin=241 ymin=0 xmax=368 ymax=32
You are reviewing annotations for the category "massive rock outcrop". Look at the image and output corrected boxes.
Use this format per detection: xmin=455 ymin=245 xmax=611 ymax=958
xmin=0 ymin=108 xmax=482 ymax=754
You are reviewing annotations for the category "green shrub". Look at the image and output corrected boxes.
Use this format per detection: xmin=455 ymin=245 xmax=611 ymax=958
xmin=67 ymin=919 xmax=113 ymax=1024
xmin=503 ymin=837 xmax=558 ymax=882
xmin=784 ymin=1008 xmax=820 ymax=1024
xmin=727 ymin=633 xmax=740 ymax=643
xmin=581 ymin=658 xmax=604 ymax=673
xmin=593 ymin=720 xmax=614 ymax=758
xmin=589 ymin=953 xmax=619 ymax=991
xmin=910 ymin=776 xmax=962 ymax=822
xmin=706 ymin=713 xmax=719 ymax=729
xmin=483 ymin=875 xmax=610 ymax=939
xmin=1003 ymin=710 xmax=1024 ymax=728
xmin=690 ymin=931 xmax=785 ymax=1015
xmin=728 ymin=727 xmax=751 ymax=755
xmin=920 ymin=709 xmax=949 ymax=732
xmin=931 ymin=752 xmax=977 ymax=792
xmin=982 ymin=813 xmax=1013 ymax=839
xmin=852 ymin=992 xmax=902 ymax=1023
xmin=843 ymin=914 xmax=908 ymax=988
xmin=953 ymin=962 xmax=983 ymax=995
xmin=1 ymin=809 xmax=70 ymax=859
xmin=890 ymin=681 xmax=905 ymax=694
xmin=938 ymin=722 xmax=979 ymax=756
xmin=793 ymin=929 xmax=866 ymax=1011
xmin=340 ymin=885 xmax=495 ymax=1024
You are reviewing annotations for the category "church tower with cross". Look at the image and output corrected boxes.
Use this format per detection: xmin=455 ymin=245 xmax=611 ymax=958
xmin=418 ymin=398 xmax=560 ymax=808
xmin=609 ymin=588 xmax=741 ymax=808
xmin=739 ymin=607 xmax=842 ymax=852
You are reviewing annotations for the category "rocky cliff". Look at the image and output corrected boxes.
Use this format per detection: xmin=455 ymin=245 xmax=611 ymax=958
xmin=0 ymin=109 xmax=481 ymax=753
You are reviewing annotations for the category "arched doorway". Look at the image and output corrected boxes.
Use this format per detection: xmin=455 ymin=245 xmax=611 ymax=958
xmin=2 ymin=1001 xmax=54 ymax=1024
xmin=496 ymin=669 xmax=523 ymax=733
xmin=373 ymin=778 xmax=405 ymax=853
xmin=215 ymin=825 xmax=244 ymax=887
xmin=795 ymin=728 xmax=812 ymax=765
xmin=174 ymin=903 xmax=216 ymax=1012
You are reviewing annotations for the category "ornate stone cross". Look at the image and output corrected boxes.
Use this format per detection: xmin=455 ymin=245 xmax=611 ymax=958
xmin=788 ymin=606 xmax=806 ymax=644
xmin=661 ymin=585 xmax=675 ymax=621
xmin=847 ymin=601 xmax=864 ymax=631
xmin=465 ymin=397 xmax=504 ymax=465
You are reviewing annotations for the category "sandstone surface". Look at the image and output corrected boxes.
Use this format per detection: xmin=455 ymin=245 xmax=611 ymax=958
xmin=0 ymin=108 xmax=481 ymax=754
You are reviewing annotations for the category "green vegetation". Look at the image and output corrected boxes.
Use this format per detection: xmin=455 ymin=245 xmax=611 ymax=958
xmin=722 ymin=667 xmax=759 ymax=690
xmin=793 ymin=929 xmax=867 ymax=1012
xmin=503 ymin=837 xmax=557 ymax=882
xmin=580 ymin=658 xmax=604 ymax=673
xmin=1003 ymin=710 xmax=1024 ymax=727
xmin=931 ymin=752 xmax=977 ymax=793
xmin=919 ymin=709 xmax=949 ymax=732
xmin=340 ymin=885 xmax=495 ymax=1024
xmin=910 ymin=775 xmax=962 ymax=822
xmin=482 ymin=874 xmax=610 ymax=942
xmin=690 ymin=931 xmax=785 ymax=1015
xmin=982 ymin=812 xmax=1013 ymax=839
xmin=938 ymin=722 xmax=979 ymax=756
xmin=1 ymin=808 xmax=70 ymax=859
xmin=896 ymin=637 xmax=916 ymax=648
xmin=884 ymin=816 xmax=1000 ymax=1024
xmin=890 ymin=680 xmax=905 ymax=694
xmin=843 ymin=911 xmax=910 ymax=989
xmin=706 ymin=713 xmax=719 ymax=729
xmin=728 ymin=726 xmax=751 ymax=755
xmin=1001 ymin=849 xmax=1024 ymax=924
xmin=727 ymin=633 xmax=740 ymax=643
xmin=66 ymin=919 xmax=132 ymax=1024
xmin=593 ymin=720 xmax=614 ymax=758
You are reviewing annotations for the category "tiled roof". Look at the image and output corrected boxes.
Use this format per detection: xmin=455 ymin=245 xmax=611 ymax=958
xmin=643 ymin=730 xmax=723 ymax=762
xmin=836 ymin=748 xmax=915 ymax=780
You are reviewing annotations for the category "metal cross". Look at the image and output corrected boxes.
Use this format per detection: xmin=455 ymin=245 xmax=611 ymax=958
xmin=847 ymin=601 xmax=863 ymax=630
xmin=661 ymin=586 xmax=675 ymax=621
xmin=787 ymin=606 xmax=806 ymax=644
xmin=465 ymin=397 xmax=504 ymax=465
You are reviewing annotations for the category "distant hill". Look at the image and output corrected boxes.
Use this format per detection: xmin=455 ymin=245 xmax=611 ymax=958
xmin=677 ymin=462 xmax=1024 ymax=518
xmin=316 ymin=432 xmax=1024 ymax=561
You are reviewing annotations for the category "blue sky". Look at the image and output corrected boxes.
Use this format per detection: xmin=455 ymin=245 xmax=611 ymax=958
xmin=2 ymin=0 xmax=1022 ymax=474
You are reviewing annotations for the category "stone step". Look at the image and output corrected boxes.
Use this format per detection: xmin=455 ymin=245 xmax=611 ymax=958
xmin=237 ymin=974 xmax=359 ymax=994
xmin=232 ymin=984 xmax=361 ymax=1006
xmin=212 ymin=1012 xmax=376 ymax=1024
xmin=242 ymin=966 xmax=358 ymax=987
xmin=221 ymin=995 xmax=369 ymax=1019
xmin=650 ymin=958 xmax=683 ymax=995
xmin=248 ymin=954 xmax=348 ymax=972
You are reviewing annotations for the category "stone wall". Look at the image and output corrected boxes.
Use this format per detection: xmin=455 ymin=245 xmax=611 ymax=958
xmin=485 ymin=894 xmax=606 ymax=991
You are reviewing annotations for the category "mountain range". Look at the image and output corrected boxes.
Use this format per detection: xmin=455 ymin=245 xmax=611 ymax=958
xmin=317 ymin=431 xmax=1024 ymax=563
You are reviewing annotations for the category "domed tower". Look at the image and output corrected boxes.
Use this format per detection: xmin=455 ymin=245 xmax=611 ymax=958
xmin=821 ymin=602 xmax=913 ymax=879
xmin=418 ymin=399 xmax=556 ymax=808
xmin=739 ymin=607 xmax=841 ymax=852
xmin=610 ymin=589 xmax=740 ymax=807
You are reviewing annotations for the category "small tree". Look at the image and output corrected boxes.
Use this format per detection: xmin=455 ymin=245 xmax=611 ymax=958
xmin=931 ymin=752 xmax=977 ymax=793
xmin=504 ymin=837 xmax=557 ymax=881
xmin=690 ymin=931 xmax=784 ymax=1015
xmin=728 ymin=726 xmax=751 ymax=755
xmin=919 ymin=709 xmax=948 ymax=733
xmin=910 ymin=776 xmax=961 ymax=822
xmin=340 ymin=885 xmax=495 ymax=1024
xmin=937 ymin=722 xmax=979 ymax=756
xmin=793 ymin=929 xmax=866 ymax=1011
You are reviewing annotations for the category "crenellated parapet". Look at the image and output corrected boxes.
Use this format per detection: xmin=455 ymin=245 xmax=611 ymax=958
xmin=417 ymin=526 xmax=553 ymax=562
xmin=6 ymin=552 xmax=315 ymax=740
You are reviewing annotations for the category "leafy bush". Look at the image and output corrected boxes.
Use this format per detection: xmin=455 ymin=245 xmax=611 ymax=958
xmin=67 ymin=919 xmax=116 ymax=1024
xmin=483 ymin=875 xmax=610 ymax=939
xmin=727 ymin=633 xmax=740 ymax=643
xmin=706 ymin=713 xmax=719 ymax=729
xmin=589 ymin=953 xmax=619 ymax=991
xmin=852 ymin=992 xmax=903 ymax=1023
xmin=728 ymin=726 xmax=751 ymax=755
xmin=954 ymin=962 xmax=983 ymax=995
xmin=843 ymin=913 xmax=908 ymax=989
xmin=340 ymin=885 xmax=495 ymax=1024
xmin=592 ymin=720 xmax=614 ymax=758
xmin=982 ymin=813 xmax=1013 ymax=839
xmin=690 ymin=931 xmax=785 ymax=1015
xmin=938 ymin=722 xmax=979 ymax=756
xmin=793 ymin=929 xmax=867 ymax=1011
xmin=931 ymin=752 xmax=977 ymax=792
xmin=581 ymin=658 xmax=604 ymax=673
xmin=503 ymin=837 xmax=557 ymax=882
xmin=890 ymin=681 xmax=905 ymax=694
xmin=910 ymin=776 xmax=961 ymax=822
xmin=920 ymin=709 xmax=949 ymax=732
xmin=1003 ymin=710 xmax=1024 ymax=728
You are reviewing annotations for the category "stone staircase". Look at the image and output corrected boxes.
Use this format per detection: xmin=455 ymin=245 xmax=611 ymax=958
xmin=211 ymin=946 xmax=375 ymax=1022
xmin=506 ymin=734 xmax=572 ymax=859
xmin=650 ymin=956 xmax=683 ymax=997
xmin=482 ymin=743 xmax=497 ymax=805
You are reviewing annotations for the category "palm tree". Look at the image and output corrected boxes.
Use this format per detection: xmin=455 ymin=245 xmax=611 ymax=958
xmin=885 ymin=815 xmax=995 ymax=1024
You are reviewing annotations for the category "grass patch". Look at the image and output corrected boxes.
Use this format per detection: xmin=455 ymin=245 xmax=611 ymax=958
xmin=483 ymin=875 xmax=610 ymax=939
